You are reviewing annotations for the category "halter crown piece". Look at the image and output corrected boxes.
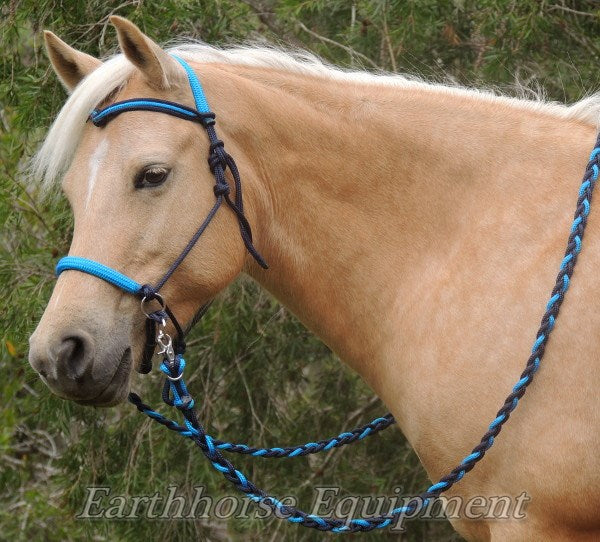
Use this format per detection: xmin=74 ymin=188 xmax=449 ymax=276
xmin=54 ymin=56 xmax=600 ymax=532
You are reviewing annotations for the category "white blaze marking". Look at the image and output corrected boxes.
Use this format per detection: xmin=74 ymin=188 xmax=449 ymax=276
xmin=85 ymin=137 xmax=109 ymax=209
xmin=52 ymin=279 xmax=64 ymax=309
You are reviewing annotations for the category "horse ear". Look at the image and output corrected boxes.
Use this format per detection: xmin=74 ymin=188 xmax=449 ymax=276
xmin=110 ymin=16 xmax=181 ymax=90
xmin=44 ymin=31 xmax=102 ymax=92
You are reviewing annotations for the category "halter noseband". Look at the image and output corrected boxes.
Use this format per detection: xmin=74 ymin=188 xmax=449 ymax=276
xmin=55 ymin=55 xmax=268 ymax=371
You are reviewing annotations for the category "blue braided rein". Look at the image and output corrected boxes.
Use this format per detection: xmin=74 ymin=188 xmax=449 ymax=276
xmin=130 ymin=138 xmax=600 ymax=532
xmin=129 ymin=392 xmax=394 ymax=458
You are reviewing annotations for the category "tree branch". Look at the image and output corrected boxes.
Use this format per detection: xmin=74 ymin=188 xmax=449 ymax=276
xmin=548 ymin=4 xmax=599 ymax=17
xmin=296 ymin=22 xmax=381 ymax=70
xmin=239 ymin=0 xmax=305 ymax=47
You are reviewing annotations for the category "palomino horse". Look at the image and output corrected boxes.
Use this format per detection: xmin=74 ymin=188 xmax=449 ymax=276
xmin=28 ymin=16 xmax=600 ymax=541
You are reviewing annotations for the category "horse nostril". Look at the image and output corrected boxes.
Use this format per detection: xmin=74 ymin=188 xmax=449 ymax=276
xmin=57 ymin=335 xmax=90 ymax=381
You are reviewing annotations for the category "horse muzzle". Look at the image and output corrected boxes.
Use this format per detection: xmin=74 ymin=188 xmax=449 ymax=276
xmin=29 ymin=323 xmax=133 ymax=406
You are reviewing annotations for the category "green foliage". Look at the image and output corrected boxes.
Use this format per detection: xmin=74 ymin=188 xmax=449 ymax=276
xmin=274 ymin=0 xmax=600 ymax=101
xmin=2 ymin=1 xmax=600 ymax=541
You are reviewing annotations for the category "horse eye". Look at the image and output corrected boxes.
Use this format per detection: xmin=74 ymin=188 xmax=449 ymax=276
xmin=136 ymin=166 xmax=170 ymax=188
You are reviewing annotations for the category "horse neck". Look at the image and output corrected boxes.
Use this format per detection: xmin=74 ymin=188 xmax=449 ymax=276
xmin=202 ymin=63 xmax=597 ymax=396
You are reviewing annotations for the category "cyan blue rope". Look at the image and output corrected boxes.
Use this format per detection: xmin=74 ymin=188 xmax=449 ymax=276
xmin=131 ymin=135 xmax=600 ymax=532
xmin=89 ymin=99 xmax=200 ymax=126
xmin=56 ymin=256 xmax=142 ymax=295
xmin=172 ymin=55 xmax=211 ymax=113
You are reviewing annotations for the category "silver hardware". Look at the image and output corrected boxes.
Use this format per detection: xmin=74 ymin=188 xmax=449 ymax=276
xmin=165 ymin=370 xmax=184 ymax=382
xmin=157 ymin=328 xmax=183 ymax=381
xmin=140 ymin=293 xmax=180 ymax=378
xmin=156 ymin=325 xmax=175 ymax=363
xmin=140 ymin=293 xmax=165 ymax=318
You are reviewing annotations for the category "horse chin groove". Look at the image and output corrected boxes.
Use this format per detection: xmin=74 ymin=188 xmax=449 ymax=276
xmin=74 ymin=347 xmax=132 ymax=407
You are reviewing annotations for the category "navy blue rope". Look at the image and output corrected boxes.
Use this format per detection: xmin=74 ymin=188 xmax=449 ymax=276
xmin=154 ymin=122 xmax=268 ymax=292
xmin=153 ymin=198 xmax=224 ymax=292
xmin=130 ymin=136 xmax=600 ymax=532
xmin=89 ymin=98 xmax=204 ymax=126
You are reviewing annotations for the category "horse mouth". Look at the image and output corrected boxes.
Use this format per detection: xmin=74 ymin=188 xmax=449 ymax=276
xmin=75 ymin=347 xmax=132 ymax=407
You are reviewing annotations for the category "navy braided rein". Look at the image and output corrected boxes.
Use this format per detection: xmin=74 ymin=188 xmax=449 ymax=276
xmin=54 ymin=55 xmax=600 ymax=533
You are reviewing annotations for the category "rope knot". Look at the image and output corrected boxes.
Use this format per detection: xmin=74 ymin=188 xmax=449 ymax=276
xmin=140 ymin=283 xmax=160 ymax=301
xmin=140 ymin=284 xmax=167 ymax=325
xmin=176 ymin=394 xmax=195 ymax=410
xmin=208 ymin=154 xmax=225 ymax=173
xmin=209 ymin=140 xmax=224 ymax=153
xmin=207 ymin=141 xmax=227 ymax=173
xmin=213 ymin=182 xmax=231 ymax=197
xmin=198 ymin=112 xmax=216 ymax=127
xmin=148 ymin=309 xmax=168 ymax=324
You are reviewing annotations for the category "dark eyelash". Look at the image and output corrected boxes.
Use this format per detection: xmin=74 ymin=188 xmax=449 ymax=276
xmin=134 ymin=166 xmax=170 ymax=188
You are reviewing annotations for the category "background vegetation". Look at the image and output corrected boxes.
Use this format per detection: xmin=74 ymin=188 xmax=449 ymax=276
xmin=2 ymin=1 xmax=600 ymax=540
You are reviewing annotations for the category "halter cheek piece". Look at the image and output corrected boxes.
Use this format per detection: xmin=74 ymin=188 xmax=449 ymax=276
xmin=56 ymin=55 xmax=268 ymax=373
xmin=52 ymin=55 xmax=600 ymax=533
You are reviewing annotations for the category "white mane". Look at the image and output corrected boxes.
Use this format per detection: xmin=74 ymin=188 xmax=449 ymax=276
xmin=32 ymin=42 xmax=600 ymax=190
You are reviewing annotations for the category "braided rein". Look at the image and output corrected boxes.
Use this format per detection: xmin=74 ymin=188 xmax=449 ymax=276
xmin=130 ymin=136 xmax=600 ymax=533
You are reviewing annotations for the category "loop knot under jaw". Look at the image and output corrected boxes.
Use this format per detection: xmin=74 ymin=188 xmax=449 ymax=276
xmin=140 ymin=283 xmax=160 ymax=301
xmin=140 ymin=285 xmax=166 ymax=319
xmin=148 ymin=309 xmax=169 ymax=325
